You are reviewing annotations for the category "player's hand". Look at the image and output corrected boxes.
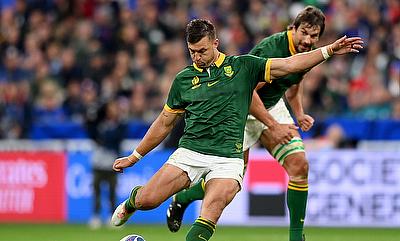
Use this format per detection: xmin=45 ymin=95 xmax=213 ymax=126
xmin=329 ymin=36 xmax=363 ymax=55
xmin=268 ymin=124 xmax=298 ymax=145
xmin=112 ymin=155 xmax=137 ymax=173
xmin=297 ymin=114 xmax=314 ymax=132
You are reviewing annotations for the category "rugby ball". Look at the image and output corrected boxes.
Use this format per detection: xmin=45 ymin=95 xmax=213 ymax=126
xmin=119 ymin=234 xmax=145 ymax=241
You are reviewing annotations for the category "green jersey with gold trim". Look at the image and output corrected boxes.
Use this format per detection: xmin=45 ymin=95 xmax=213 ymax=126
xmin=250 ymin=30 xmax=307 ymax=109
xmin=165 ymin=53 xmax=270 ymax=158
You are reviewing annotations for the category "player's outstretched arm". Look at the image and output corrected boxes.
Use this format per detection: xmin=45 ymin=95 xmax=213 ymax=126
xmin=113 ymin=108 xmax=183 ymax=172
xmin=269 ymin=36 xmax=363 ymax=79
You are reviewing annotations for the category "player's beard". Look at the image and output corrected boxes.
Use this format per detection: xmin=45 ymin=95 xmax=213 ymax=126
xmin=297 ymin=43 xmax=312 ymax=53
xmin=196 ymin=51 xmax=216 ymax=68
xmin=195 ymin=60 xmax=207 ymax=68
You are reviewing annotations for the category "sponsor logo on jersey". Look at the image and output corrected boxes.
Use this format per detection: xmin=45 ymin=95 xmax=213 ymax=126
xmin=207 ymin=80 xmax=219 ymax=87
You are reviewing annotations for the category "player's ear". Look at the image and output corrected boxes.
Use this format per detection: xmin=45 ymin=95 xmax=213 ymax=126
xmin=213 ymin=38 xmax=219 ymax=48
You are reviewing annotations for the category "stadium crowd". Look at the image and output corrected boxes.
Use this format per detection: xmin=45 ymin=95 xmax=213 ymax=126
xmin=0 ymin=0 xmax=399 ymax=139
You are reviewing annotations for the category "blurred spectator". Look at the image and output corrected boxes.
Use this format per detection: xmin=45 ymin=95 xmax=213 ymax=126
xmin=388 ymin=60 xmax=400 ymax=97
xmin=324 ymin=124 xmax=346 ymax=148
xmin=0 ymin=47 xmax=28 ymax=82
xmin=304 ymin=123 xmax=356 ymax=150
xmin=244 ymin=0 xmax=271 ymax=38
xmin=388 ymin=23 xmax=400 ymax=97
xmin=32 ymin=80 xmax=67 ymax=124
xmin=392 ymin=98 xmax=400 ymax=119
xmin=57 ymin=47 xmax=83 ymax=86
xmin=63 ymin=80 xmax=85 ymax=122
xmin=87 ymin=98 xmax=127 ymax=229
xmin=0 ymin=81 xmax=31 ymax=138
xmin=347 ymin=62 xmax=392 ymax=119
xmin=0 ymin=0 xmax=398 ymax=140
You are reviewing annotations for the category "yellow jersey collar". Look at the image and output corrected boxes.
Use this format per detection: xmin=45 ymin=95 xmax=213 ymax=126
xmin=287 ymin=30 xmax=297 ymax=56
xmin=214 ymin=52 xmax=225 ymax=67
xmin=193 ymin=52 xmax=226 ymax=72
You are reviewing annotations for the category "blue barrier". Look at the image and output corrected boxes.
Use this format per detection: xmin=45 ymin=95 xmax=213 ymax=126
xmin=30 ymin=122 xmax=88 ymax=139
xmin=30 ymin=118 xmax=400 ymax=140
xmin=323 ymin=118 xmax=400 ymax=140
xmin=30 ymin=121 xmax=151 ymax=139
xmin=66 ymin=151 xmax=92 ymax=222
xmin=66 ymin=149 xmax=197 ymax=224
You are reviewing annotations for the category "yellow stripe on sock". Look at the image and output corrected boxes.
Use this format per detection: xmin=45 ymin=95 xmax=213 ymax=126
xmin=288 ymin=184 xmax=308 ymax=191
xmin=198 ymin=217 xmax=216 ymax=227
xmin=196 ymin=217 xmax=216 ymax=231
xmin=288 ymin=182 xmax=308 ymax=188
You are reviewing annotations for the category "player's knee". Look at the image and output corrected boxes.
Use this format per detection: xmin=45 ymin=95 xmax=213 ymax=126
xmin=295 ymin=160 xmax=308 ymax=176
xmin=204 ymin=186 xmax=237 ymax=214
xmin=298 ymin=159 xmax=309 ymax=175
xmin=286 ymin=157 xmax=309 ymax=179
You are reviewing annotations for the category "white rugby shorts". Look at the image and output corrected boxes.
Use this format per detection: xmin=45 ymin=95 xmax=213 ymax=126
xmin=166 ymin=147 xmax=244 ymax=189
xmin=243 ymin=98 xmax=295 ymax=151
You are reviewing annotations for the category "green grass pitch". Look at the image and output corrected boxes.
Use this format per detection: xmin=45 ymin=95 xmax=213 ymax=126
xmin=0 ymin=223 xmax=399 ymax=241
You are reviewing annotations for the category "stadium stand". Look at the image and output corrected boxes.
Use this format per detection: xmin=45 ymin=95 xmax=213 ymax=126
xmin=0 ymin=0 xmax=399 ymax=143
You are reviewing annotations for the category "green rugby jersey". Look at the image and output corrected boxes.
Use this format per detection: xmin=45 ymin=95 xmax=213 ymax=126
xmin=250 ymin=30 xmax=307 ymax=109
xmin=165 ymin=53 xmax=271 ymax=158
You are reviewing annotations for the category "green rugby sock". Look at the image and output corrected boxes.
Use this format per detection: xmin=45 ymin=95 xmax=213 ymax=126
xmin=186 ymin=217 xmax=215 ymax=241
xmin=176 ymin=179 xmax=205 ymax=205
xmin=124 ymin=186 xmax=142 ymax=212
xmin=287 ymin=182 xmax=308 ymax=241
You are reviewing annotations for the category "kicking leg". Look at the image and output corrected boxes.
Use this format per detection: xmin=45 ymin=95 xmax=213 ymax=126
xmin=111 ymin=163 xmax=190 ymax=226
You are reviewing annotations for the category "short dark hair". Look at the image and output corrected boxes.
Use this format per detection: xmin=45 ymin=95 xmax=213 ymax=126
xmin=185 ymin=19 xmax=216 ymax=44
xmin=290 ymin=6 xmax=326 ymax=37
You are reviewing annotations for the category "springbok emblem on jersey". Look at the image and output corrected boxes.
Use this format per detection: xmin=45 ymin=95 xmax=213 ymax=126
xmin=191 ymin=76 xmax=201 ymax=89
xmin=224 ymin=66 xmax=234 ymax=77
xmin=235 ymin=142 xmax=242 ymax=153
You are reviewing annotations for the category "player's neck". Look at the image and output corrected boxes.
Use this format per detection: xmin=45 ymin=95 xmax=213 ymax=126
xmin=212 ymin=51 xmax=220 ymax=65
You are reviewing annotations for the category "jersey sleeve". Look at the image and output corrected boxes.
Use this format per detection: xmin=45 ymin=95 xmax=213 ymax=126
xmin=264 ymin=58 xmax=272 ymax=84
xmin=165 ymin=76 xmax=186 ymax=114
xmin=241 ymin=54 xmax=272 ymax=86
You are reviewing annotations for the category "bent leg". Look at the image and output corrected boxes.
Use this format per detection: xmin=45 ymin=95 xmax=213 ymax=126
xmin=168 ymin=149 xmax=247 ymax=233
xmin=186 ymin=178 xmax=240 ymax=241
xmin=112 ymin=163 xmax=190 ymax=227
xmin=173 ymin=149 xmax=249 ymax=209
xmin=134 ymin=163 xmax=191 ymax=210
xmin=201 ymin=178 xmax=240 ymax=222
